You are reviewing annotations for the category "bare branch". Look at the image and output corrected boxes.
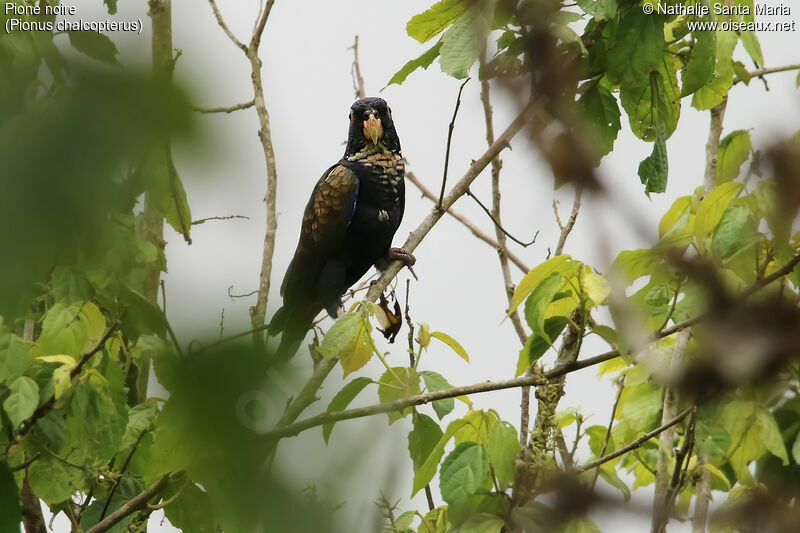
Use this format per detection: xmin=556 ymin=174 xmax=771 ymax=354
xmin=207 ymin=0 xmax=247 ymax=52
xmin=578 ymin=407 xmax=693 ymax=473
xmin=249 ymin=0 xmax=275 ymax=50
xmin=692 ymin=449 xmax=712 ymax=532
xmin=734 ymin=63 xmax=800 ymax=85
xmin=703 ymin=103 xmax=727 ymax=194
xmin=465 ymin=188 xmax=539 ymax=247
xmin=192 ymin=100 xmax=255 ymax=114
xmin=349 ymin=35 xmax=366 ymax=99
xmin=261 ymin=348 xmax=620 ymax=441
xmin=438 ymin=78 xmax=471 ymax=208
xmin=554 ymin=185 xmax=583 ymax=256
xmin=406 ymin=171 xmax=530 ymax=273
xmin=590 ymin=377 xmax=625 ymax=487
xmin=366 ymin=102 xmax=537 ymax=303
xmin=192 ymin=214 xmax=250 ymax=225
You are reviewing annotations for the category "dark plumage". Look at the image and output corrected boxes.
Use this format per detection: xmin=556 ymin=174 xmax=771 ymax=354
xmin=270 ymin=97 xmax=412 ymax=356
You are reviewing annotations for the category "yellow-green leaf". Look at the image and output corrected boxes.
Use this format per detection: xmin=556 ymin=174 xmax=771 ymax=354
xmin=508 ymin=255 xmax=574 ymax=318
xmin=694 ymin=182 xmax=743 ymax=246
xmin=430 ymin=331 xmax=469 ymax=362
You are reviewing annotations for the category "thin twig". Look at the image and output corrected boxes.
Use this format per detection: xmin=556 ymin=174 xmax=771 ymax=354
xmin=465 ymin=188 xmax=539 ymax=247
xmin=406 ymin=171 xmax=530 ymax=273
xmin=192 ymin=99 xmax=254 ymax=114
xmin=366 ymin=101 xmax=538 ymax=303
xmin=734 ymin=63 xmax=800 ymax=85
xmin=192 ymin=214 xmax=249 ymax=225
xmin=405 ymin=279 xmax=415 ymax=367
xmin=99 ymin=430 xmax=149 ymax=521
xmin=207 ymin=0 xmax=246 ymax=51
xmin=554 ymin=186 xmax=583 ymax=256
xmin=349 ymin=35 xmax=366 ymax=99
xmin=438 ymin=78 xmax=471 ymax=208
xmin=590 ymin=376 xmax=625 ymax=487
xmin=578 ymin=407 xmax=692 ymax=473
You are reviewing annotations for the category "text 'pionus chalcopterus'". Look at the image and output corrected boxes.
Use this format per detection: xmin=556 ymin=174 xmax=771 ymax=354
xmin=270 ymin=97 xmax=415 ymax=357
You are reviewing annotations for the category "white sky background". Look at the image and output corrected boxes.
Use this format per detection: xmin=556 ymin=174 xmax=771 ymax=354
xmin=42 ymin=0 xmax=800 ymax=531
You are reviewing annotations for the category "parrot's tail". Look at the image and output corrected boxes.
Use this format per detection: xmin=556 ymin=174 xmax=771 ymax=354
xmin=269 ymin=301 xmax=322 ymax=359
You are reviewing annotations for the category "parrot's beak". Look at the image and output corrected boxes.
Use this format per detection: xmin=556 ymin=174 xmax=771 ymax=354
xmin=363 ymin=115 xmax=383 ymax=145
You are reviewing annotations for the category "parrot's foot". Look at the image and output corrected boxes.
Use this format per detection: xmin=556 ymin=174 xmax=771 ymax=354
xmin=387 ymin=247 xmax=416 ymax=266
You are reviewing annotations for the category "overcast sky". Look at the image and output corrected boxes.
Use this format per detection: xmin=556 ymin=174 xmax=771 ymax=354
xmin=42 ymin=1 xmax=800 ymax=531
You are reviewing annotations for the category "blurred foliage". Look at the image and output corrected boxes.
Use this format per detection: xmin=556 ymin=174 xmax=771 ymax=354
xmin=2 ymin=0 xmax=800 ymax=532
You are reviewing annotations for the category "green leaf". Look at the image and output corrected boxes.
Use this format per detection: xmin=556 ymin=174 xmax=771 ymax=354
xmin=38 ymin=302 xmax=107 ymax=358
xmin=681 ymin=25 xmax=716 ymax=96
xmin=0 ymin=328 xmax=31 ymax=386
xmin=458 ymin=513 xmax=505 ymax=533
xmin=739 ymin=30 xmax=763 ymax=66
xmin=386 ymin=41 xmax=443 ymax=87
xmin=104 ymin=0 xmax=118 ymax=14
xmin=377 ymin=367 xmax=420 ymax=424
xmin=792 ymin=431 xmax=800 ymax=465
xmin=322 ymin=377 xmax=372 ymax=443
xmin=454 ymin=409 xmax=497 ymax=445
xmin=599 ymin=465 xmax=631 ymax=500
xmin=0 ymin=461 xmax=22 ymax=532
xmin=691 ymin=30 xmax=737 ymax=110
xmin=638 ymin=122 xmax=669 ymax=196
xmin=711 ymin=205 xmax=755 ymax=260
xmin=439 ymin=441 xmax=489 ymax=507
xmin=420 ymin=371 xmax=455 ymax=420
xmin=67 ymin=30 xmax=120 ymax=65
xmin=28 ymin=455 xmax=84 ymax=504
xmin=409 ymin=413 xmax=444 ymax=471
xmin=50 ymin=266 xmax=92 ymax=304
xmin=563 ymin=516 xmax=602 ymax=533
xmin=716 ymin=130 xmax=752 ymax=183
xmin=3 ymin=376 xmax=39 ymax=428
xmin=524 ymin=272 xmax=565 ymax=337
xmin=576 ymin=0 xmax=617 ymax=21
xmin=702 ymin=463 xmax=731 ymax=490
xmin=439 ymin=4 xmax=492 ymax=78
xmin=607 ymin=9 xmax=664 ymax=87
xmin=407 ymin=0 xmax=467 ymax=43
xmin=620 ymin=382 xmax=662 ymax=434
xmin=694 ymin=181 xmax=743 ymax=247
xmin=67 ymin=369 xmax=128 ymax=463
xmin=120 ymin=402 xmax=159 ymax=449
xmin=412 ymin=418 xmax=469 ymax=495
xmin=756 ymin=408 xmax=789 ymax=465
xmin=430 ymin=331 xmax=469 ymax=362
xmin=140 ymin=149 xmax=192 ymax=243
xmin=696 ymin=419 xmax=732 ymax=461
xmin=620 ymin=56 xmax=681 ymax=141
xmin=487 ymin=420 xmax=520 ymax=489
xmin=318 ymin=312 xmax=374 ymax=376
xmin=508 ymin=255 xmax=573 ymax=317
xmin=659 ymin=196 xmax=692 ymax=238
xmin=163 ymin=483 xmax=216 ymax=533
xmin=515 ymin=316 xmax=568 ymax=376
xmin=576 ymin=82 xmax=621 ymax=164
xmin=418 ymin=322 xmax=431 ymax=349
xmin=582 ymin=268 xmax=610 ymax=306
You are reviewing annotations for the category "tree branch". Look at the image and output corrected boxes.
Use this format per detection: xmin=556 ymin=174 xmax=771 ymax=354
xmin=465 ymin=188 xmax=539 ymax=248
xmin=207 ymin=0 xmax=246 ymax=52
xmin=554 ymin=186 xmax=583 ymax=256
xmin=192 ymin=100 xmax=254 ymax=114
xmin=261 ymin=348 xmax=620 ymax=441
xmin=349 ymin=35 xmax=366 ymax=99
xmin=438 ymin=78 xmax=471 ymax=207
xmin=192 ymin=214 xmax=249 ymax=225
xmin=405 ymin=171 xmax=530 ymax=273
xmin=703 ymin=102 xmax=727 ymax=194
xmin=84 ymin=474 xmax=176 ymax=533
xmin=366 ymin=102 xmax=537 ymax=303
xmin=578 ymin=407 xmax=692 ymax=473
xmin=734 ymin=63 xmax=800 ymax=85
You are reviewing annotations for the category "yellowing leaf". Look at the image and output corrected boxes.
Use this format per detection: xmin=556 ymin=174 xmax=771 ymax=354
xmin=582 ymin=268 xmax=610 ymax=306
xmin=716 ymin=130 xmax=752 ymax=184
xmin=418 ymin=322 xmax=431 ymax=349
xmin=695 ymin=182 xmax=743 ymax=247
xmin=430 ymin=331 xmax=469 ymax=362
xmin=508 ymin=255 xmax=574 ymax=318
xmin=659 ymin=196 xmax=691 ymax=238
xmin=36 ymin=355 xmax=77 ymax=367
xmin=702 ymin=463 xmax=731 ymax=490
